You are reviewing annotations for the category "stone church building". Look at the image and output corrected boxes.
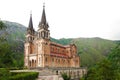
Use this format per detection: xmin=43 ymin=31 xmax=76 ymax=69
xmin=24 ymin=5 xmax=80 ymax=68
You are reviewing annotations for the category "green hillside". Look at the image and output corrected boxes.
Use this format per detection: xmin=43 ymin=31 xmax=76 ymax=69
xmin=71 ymin=38 xmax=116 ymax=67
xmin=0 ymin=21 xmax=118 ymax=67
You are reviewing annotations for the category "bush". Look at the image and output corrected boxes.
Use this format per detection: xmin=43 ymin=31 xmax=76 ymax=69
xmin=9 ymin=72 xmax=39 ymax=80
xmin=9 ymin=67 xmax=28 ymax=70
xmin=0 ymin=68 xmax=10 ymax=80
xmin=61 ymin=73 xmax=71 ymax=80
xmin=0 ymin=68 xmax=39 ymax=80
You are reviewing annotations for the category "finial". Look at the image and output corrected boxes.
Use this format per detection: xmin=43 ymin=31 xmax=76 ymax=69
xmin=30 ymin=10 xmax=32 ymax=16
xmin=43 ymin=2 xmax=45 ymax=8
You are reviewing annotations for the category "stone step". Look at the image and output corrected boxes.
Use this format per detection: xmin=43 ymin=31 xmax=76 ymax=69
xmin=37 ymin=75 xmax=60 ymax=80
xmin=38 ymin=70 xmax=54 ymax=76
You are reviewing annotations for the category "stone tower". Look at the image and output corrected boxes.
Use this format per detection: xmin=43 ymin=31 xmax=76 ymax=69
xmin=24 ymin=5 xmax=51 ymax=68
xmin=36 ymin=5 xmax=51 ymax=67
xmin=24 ymin=13 xmax=35 ymax=67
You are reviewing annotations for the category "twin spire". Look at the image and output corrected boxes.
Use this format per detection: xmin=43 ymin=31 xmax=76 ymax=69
xmin=28 ymin=3 xmax=48 ymax=30
xmin=27 ymin=3 xmax=50 ymax=40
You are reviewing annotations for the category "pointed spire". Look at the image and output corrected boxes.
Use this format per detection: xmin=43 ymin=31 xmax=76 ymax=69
xmin=27 ymin=12 xmax=35 ymax=35
xmin=28 ymin=12 xmax=33 ymax=29
xmin=39 ymin=3 xmax=47 ymax=25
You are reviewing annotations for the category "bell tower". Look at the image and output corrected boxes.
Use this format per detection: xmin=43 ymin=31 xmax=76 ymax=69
xmin=36 ymin=4 xmax=51 ymax=67
xmin=37 ymin=4 xmax=50 ymax=40
xmin=24 ymin=13 xmax=35 ymax=68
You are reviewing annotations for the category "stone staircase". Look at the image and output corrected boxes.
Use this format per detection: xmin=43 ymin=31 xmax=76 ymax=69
xmin=36 ymin=69 xmax=61 ymax=80
xmin=38 ymin=69 xmax=54 ymax=76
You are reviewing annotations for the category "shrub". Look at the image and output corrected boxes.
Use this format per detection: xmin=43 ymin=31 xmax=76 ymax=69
xmin=9 ymin=72 xmax=39 ymax=80
xmin=61 ymin=73 xmax=71 ymax=80
xmin=0 ymin=68 xmax=10 ymax=80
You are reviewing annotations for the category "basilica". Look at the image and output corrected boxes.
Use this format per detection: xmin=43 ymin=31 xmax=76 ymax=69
xmin=24 ymin=6 xmax=80 ymax=68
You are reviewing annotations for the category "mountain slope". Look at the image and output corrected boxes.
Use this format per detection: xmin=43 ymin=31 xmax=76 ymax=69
xmin=71 ymin=38 xmax=116 ymax=67
xmin=0 ymin=21 xmax=118 ymax=67
xmin=3 ymin=21 xmax=26 ymax=41
xmin=2 ymin=21 xmax=26 ymax=53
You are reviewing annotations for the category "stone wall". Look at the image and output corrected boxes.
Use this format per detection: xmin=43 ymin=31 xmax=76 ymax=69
xmin=33 ymin=67 xmax=87 ymax=80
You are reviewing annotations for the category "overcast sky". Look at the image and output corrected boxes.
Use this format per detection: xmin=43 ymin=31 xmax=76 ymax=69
xmin=0 ymin=0 xmax=120 ymax=40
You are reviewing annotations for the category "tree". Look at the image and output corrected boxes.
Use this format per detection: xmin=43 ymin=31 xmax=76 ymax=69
xmin=85 ymin=44 xmax=120 ymax=80
xmin=0 ymin=20 xmax=24 ymax=68
xmin=0 ymin=43 xmax=14 ymax=68
xmin=108 ymin=44 xmax=120 ymax=80
xmin=85 ymin=67 xmax=99 ymax=80
xmin=0 ymin=20 xmax=6 ymax=29
xmin=0 ymin=20 xmax=14 ymax=68
xmin=108 ymin=44 xmax=120 ymax=70
xmin=85 ymin=59 xmax=114 ymax=80
xmin=0 ymin=68 xmax=10 ymax=80
xmin=0 ymin=20 xmax=7 ymax=41
xmin=61 ymin=73 xmax=71 ymax=80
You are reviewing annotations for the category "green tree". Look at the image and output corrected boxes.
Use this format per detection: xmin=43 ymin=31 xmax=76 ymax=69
xmin=0 ymin=42 xmax=24 ymax=68
xmin=85 ymin=44 xmax=120 ymax=80
xmin=108 ymin=44 xmax=120 ymax=80
xmin=0 ymin=20 xmax=24 ymax=68
xmin=61 ymin=73 xmax=71 ymax=80
xmin=108 ymin=44 xmax=120 ymax=70
xmin=85 ymin=59 xmax=114 ymax=80
xmin=0 ymin=20 xmax=7 ymax=41
xmin=0 ymin=20 xmax=6 ymax=29
xmin=0 ymin=43 xmax=14 ymax=68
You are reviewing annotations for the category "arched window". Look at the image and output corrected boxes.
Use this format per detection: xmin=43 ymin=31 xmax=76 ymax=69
xmin=58 ymin=49 xmax=60 ymax=53
xmin=32 ymin=59 xmax=34 ymax=67
xmin=29 ymin=61 xmax=31 ymax=67
xmin=39 ymin=58 xmax=40 ymax=64
xmin=44 ymin=31 xmax=46 ymax=37
xmin=58 ymin=59 xmax=60 ymax=63
xmin=56 ymin=71 xmax=58 ymax=75
xmin=39 ymin=33 xmax=40 ymax=38
xmin=52 ymin=48 xmax=54 ymax=52
xmin=45 ymin=57 xmax=47 ymax=62
xmin=46 ymin=32 xmax=48 ymax=37
xmin=42 ymin=31 xmax=44 ymax=37
xmin=52 ymin=58 xmax=54 ymax=62
xmin=41 ymin=31 xmax=44 ymax=38
xmin=34 ymin=60 xmax=36 ymax=67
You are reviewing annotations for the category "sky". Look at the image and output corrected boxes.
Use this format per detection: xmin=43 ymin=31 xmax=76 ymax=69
xmin=0 ymin=0 xmax=120 ymax=40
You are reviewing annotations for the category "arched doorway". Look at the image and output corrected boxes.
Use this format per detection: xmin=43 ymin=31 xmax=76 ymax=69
xmin=32 ymin=59 xmax=34 ymax=67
